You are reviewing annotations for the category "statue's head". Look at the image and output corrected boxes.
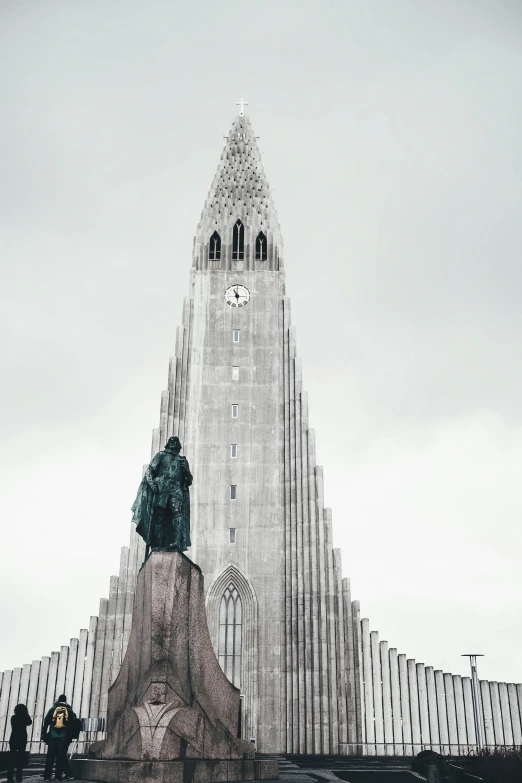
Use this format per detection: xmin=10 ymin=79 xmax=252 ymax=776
xmin=165 ymin=436 xmax=181 ymax=454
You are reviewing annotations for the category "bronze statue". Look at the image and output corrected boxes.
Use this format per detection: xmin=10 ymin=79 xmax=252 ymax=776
xmin=131 ymin=436 xmax=193 ymax=555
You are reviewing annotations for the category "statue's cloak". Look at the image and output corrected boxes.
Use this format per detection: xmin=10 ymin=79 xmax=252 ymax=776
xmin=131 ymin=452 xmax=191 ymax=550
xmin=131 ymin=476 xmax=155 ymax=546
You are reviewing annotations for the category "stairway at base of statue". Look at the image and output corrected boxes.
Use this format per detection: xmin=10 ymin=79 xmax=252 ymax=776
xmin=72 ymin=552 xmax=278 ymax=783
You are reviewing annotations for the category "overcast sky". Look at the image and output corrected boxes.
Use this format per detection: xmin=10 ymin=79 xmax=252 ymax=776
xmin=1 ymin=1 xmax=521 ymax=686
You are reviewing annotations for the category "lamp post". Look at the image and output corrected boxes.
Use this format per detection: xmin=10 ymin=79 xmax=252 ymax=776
xmin=462 ymin=654 xmax=485 ymax=752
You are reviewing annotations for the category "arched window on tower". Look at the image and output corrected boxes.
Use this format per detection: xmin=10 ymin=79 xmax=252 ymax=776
xmin=218 ymin=583 xmax=242 ymax=687
xmin=255 ymin=231 xmax=267 ymax=261
xmin=209 ymin=231 xmax=221 ymax=261
xmin=232 ymin=220 xmax=244 ymax=260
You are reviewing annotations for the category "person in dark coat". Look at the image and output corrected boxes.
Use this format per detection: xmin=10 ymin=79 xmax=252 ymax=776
xmin=41 ymin=695 xmax=76 ymax=781
xmin=7 ymin=703 xmax=32 ymax=783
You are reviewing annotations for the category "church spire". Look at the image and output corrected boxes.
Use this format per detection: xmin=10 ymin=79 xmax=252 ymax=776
xmin=193 ymin=114 xmax=283 ymax=272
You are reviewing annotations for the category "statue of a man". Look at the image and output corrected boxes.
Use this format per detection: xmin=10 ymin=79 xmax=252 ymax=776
xmin=131 ymin=436 xmax=193 ymax=554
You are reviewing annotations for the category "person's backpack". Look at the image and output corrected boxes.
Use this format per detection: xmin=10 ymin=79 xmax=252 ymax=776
xmin=52 ymin=705 xmax=69 ymax=730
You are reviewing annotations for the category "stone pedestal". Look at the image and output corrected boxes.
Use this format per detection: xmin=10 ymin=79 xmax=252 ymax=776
xmin=73 ymin=551 xmax=277 ymax=783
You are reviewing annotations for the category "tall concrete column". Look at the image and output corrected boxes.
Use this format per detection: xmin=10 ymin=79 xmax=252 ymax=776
xmin=443 ymin=673 xmax=458 ymax=755
xmin=288 ymin=348 xmax=302 ymax=753
xmin=26 ymin=661 xmax=41 ymax=750
xmin=398 ymin=654 xmax=412 ymax=755
xmin=123 ymin=526 xmax=140 ymax=660
xmin=380 ymin=642 xmax=393 ymax=755
xmin=324 ymin=512 xmax=340 ymax=751
xmin=417 ymin=664 xmax=430 ymax=750
xmin=282 ymin=310 xmax=292 ymax=755
xmin=307 ymin=430 xmax=321 ymax=753
xmin=158 ymin=389 xmax=169 ymax=448
xmin=80 ymin=617 xmax=98 ymax=722
xmin=18 ymin=664 xmax=31 ymax=707
xmin=111 ymin=547 xmax=130 ymax=685
xmin=151 ymin=427 xmax=160 ymax=457
xmin=498 ymin=683 xmax=513 ymax=746
xmin=89 ymin=598 xmax=109 ymax=723
xmin=64 ymin=639 xmax=79 ymax=704
xmin=314 ymin=465 xmax=329 ymax=753
xmin=72 ymin=630 xmax=89 ymax=716
xmin=434 ymin=671 xmax=449 ymax=755
xmin=166 ymin=355 xmax=177 ymax=439
xmin=480 ymin=680 xmax=495 ymax=747
xmin=171 ymin=326 xmax=185 ymax=443
xmin=507 ymin=683 xmax=522 ymax=744
xmin=453 ymin=675 xmax=467 ymax=754
xmin=0 ymin=670 xmax=12 ymax=744
xmin=489 ymin=682 xmax=504 ymax=745
xmin=55 ymin=647 xmax=69 ymax=701
xmin=300 ymin=393 xmax=313 ymax=754
xmin=282 ymin=315 xmax=292 ymax=750
xmin=425 ymin=667 xmax=439 ymax=752
xmin=342 ymin=578 xmax=357 ymax=748
xmin=389 ymin=648 xmax=403 ymax=755
xmin=302 ymin=424 xmax=322 ymax=753
xmin=99 ymin=576 xmax=119 ymax=719
xmin=352 ymin=601 xmax=365 ymax=748
xmin=518 ymin=685 xmax=522 ymax=737
xmin=177 ymin=297 xmax=192 ymax=446
xmin=407 ymin=660 xmax=421 ymax=754
xmin=333 ymin=548 xmax=348 ymax=746
xmin=371 ymin=631 xmax=384 ymax=755
xmin=32 ymin=658 xmax=50 ymax=752
xmin=361 ymin=618 xmax=374 ymax=755
xmin=462 ymin=677 xmax=477 ymax=749
xmin=44 ymin=652 xmax=60 ymax=715
xmin=6 ymin=668 xmax=22 ymax=733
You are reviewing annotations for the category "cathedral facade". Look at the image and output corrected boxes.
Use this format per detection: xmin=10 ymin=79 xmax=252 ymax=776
xmin=142 ymin=113 xmax=354 ymax=752
xmin=1 ymin=115 xmax=521 ymax=757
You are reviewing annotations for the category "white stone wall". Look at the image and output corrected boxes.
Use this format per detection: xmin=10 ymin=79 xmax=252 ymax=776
xmin=348 ymin=619 xmax=522 ymax=756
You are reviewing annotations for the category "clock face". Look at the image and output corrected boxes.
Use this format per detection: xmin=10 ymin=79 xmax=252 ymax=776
xmin=225 ymin=284 xmax=250 ymax=307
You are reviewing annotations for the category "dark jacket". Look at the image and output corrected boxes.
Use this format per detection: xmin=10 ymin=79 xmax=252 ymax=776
xmin=42 ymin=701 xmax=77 ymax=742
xmin=9 ymin=709 xmax=32 ymax=747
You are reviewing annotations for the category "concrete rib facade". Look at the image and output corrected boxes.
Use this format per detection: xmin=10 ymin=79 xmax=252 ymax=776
xmin=1 ymin=115 xmax=521 ymax=755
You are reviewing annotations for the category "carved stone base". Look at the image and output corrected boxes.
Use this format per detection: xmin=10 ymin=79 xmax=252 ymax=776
xmin=73 ymin=552 xmax=277 ymax=781
xmin=72 ymin=552 xmax=279 ymax=783
xmin=72 ymin=758 xmax=279 ymax=783
xmin=85 ymin=551 xmax=255 ymax=763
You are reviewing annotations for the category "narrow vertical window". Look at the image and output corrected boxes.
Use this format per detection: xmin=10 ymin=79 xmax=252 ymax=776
xmin=232 ymin=366 xmax=239 ymax=380
xmin=218 ymin=584 xmax=242 ymax=687
xmin=209 ymin=231 xmax=221 ymax=261
xmin=255 ymin=231 xmax=267 ymax=261
xmin=231 ymin=444 xmax=238 ymax=458
xmin=231 ymin=404 xmax=238 ymax=418
xmin=230 ymin=485 xmax=237 ymax=500
xmin=232 ymin=219 xmax=244 ymax=260
xmin=233 ymin=330 xmax=240 ymax=343
xmin=229 ymin=528 xmax=236 ymax=543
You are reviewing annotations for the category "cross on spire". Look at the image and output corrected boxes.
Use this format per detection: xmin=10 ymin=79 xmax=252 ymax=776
xmin=236 ymin=98 xmax=249 ymax=116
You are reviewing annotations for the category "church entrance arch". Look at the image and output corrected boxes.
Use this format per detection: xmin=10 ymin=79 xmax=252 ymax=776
xmin=206 ymin=565 xmax=258 ymax=742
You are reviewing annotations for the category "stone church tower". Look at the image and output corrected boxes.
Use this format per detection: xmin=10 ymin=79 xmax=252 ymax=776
xmin=171 ymin=112 xmax=351 ymax=753
xmin=2 ymin=113 xmax=520 ymax=759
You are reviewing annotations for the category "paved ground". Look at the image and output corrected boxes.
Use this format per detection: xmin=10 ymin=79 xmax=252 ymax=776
xmin=0 ymin=754 xmax=427 ymax=783
xmin=275 ymin=755 xmax=425 ymax=783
